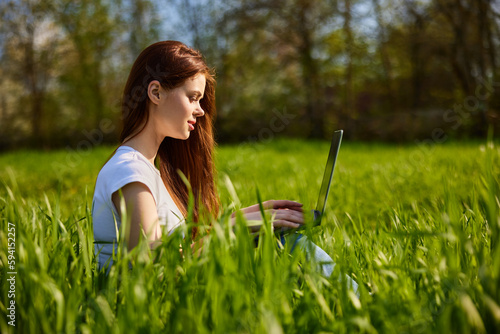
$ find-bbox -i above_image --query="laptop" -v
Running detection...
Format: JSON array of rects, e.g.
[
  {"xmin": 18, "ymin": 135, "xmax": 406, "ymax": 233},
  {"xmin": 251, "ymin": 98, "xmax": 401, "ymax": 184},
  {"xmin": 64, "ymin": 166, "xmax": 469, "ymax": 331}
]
[
  {"xmin": 311, "ymin": 129, "xmax": 343, "ymax": 226},
  {"xmin": 278, "ymin": 129, "xmax": 343, "ymax": 235}
]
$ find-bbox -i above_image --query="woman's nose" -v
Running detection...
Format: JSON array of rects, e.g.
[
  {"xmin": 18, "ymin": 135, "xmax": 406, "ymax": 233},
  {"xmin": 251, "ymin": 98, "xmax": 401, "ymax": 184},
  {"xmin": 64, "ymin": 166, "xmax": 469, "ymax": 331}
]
[{"xmin": 195, "ymin": 104, "xmax": 205, "ymax": 117}]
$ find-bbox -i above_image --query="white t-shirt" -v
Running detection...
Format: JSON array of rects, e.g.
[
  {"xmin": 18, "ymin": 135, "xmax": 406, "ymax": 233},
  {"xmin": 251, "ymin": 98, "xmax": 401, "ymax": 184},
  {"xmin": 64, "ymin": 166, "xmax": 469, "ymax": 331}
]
[{"xmin": 92, "ymin": 146, "xmax": 184, "ymax": 270}]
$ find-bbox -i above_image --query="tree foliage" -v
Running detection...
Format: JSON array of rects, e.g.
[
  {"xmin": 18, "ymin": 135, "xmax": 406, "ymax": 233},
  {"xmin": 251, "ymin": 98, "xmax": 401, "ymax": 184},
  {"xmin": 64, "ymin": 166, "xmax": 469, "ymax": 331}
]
[{"xmin": 0, "ymin": 0, "xmax": 499, "ymax": 149}]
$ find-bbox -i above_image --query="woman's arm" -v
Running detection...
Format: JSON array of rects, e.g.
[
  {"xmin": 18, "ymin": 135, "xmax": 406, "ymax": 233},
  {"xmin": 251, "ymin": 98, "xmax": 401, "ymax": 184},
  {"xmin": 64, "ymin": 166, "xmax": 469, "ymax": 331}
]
[
  {"xmin": 111, "ymin": 182, "xmax": 209, "ymax": 258},
  {"xmin": 112, "ymin": 185, "xmax": 304, "ymax": 251},
  {"xmin": 112, "ymin": 182, "xmax": 162, "ymax": 251}
]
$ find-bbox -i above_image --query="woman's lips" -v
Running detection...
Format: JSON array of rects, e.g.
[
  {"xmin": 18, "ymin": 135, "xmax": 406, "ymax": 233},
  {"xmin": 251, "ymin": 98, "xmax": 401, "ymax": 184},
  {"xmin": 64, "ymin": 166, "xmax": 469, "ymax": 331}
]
[{"xmin": 188, "ymin": 122, "xmax": 195, "ymax": 130}]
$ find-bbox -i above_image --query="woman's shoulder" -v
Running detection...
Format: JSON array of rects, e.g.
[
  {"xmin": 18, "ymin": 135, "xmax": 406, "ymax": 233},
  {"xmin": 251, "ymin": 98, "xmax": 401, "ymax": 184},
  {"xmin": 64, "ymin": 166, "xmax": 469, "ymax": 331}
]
[
  {"xmin": 100, "ymin": 146, "xmax": 157, "ymax": 175},
  {"xmin": 94, "ymin": 146, "xmax": 163, "ymax": 201},
  {"xmin": 96, "ymin": 146, "xmax": 161, "ymax": 189}
]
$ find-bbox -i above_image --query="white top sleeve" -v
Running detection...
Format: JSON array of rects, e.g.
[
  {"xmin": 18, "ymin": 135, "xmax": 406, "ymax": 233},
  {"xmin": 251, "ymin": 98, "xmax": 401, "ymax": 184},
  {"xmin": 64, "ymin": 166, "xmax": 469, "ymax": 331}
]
[{"xmin": 92, "ymin": 146, "xmax": 184, "ymax": 270}]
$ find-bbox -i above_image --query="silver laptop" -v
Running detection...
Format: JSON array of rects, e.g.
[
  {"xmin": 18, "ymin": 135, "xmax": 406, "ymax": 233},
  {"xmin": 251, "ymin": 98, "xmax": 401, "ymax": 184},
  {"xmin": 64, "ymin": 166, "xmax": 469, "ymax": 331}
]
[
  {"xmin": 311, "ymin": 129, "xmax": 343, "ymax": 226},
  {"xmin": 280, "ymin": 129, "xmax": 343, "ymax": 235}
]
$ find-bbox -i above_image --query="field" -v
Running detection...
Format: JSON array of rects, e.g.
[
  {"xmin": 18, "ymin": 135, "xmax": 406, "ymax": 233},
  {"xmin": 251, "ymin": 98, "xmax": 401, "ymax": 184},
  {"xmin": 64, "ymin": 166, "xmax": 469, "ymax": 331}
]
[{"xmin": 0, "ymin": 138, "xmax": 499, "ymax": 333}]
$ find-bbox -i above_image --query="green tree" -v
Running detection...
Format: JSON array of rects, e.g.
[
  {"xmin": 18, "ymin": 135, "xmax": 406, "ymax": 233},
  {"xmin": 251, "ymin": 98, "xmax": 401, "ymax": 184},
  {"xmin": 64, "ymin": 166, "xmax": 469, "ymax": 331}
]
[
  {"xmin": 127, "ymin": 0, "xmax": 160, "ymax": 59},
  {"xmin": 51, "ymin": 0, "xmax": 117, "ymax": 131},
  {"xmin": 215, "ymin": 0, "xmax": 340, "ymax": 139},
  {"xmin": 434, "ymin": 0, "xmax": 500, "ymax": 135},
  {"xmin": 0, "ymin": 0, "xmax": 59, "ymax": 147}
]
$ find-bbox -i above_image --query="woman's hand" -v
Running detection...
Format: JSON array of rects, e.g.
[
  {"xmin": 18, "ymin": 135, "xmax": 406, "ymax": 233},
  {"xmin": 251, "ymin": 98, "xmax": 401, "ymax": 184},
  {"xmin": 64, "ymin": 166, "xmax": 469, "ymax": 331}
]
[{"xmin": 231, "ymin": 200, "xmax": 305, "ymax": 233}]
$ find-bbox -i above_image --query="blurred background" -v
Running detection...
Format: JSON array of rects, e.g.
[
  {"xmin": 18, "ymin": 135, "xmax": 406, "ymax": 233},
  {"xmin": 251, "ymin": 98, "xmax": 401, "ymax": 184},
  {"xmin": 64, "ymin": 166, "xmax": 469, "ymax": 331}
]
[{"xmin": 0, "ymin": 0, "xmax": 499, "ymax": 150}]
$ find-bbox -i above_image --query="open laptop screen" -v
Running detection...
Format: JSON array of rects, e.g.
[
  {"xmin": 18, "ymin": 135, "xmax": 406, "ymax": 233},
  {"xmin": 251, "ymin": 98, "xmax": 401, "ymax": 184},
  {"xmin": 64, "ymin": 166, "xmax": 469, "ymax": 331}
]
[{"xmin": 314, "ymin": 130, "xmax": 343, "ymax": 224}]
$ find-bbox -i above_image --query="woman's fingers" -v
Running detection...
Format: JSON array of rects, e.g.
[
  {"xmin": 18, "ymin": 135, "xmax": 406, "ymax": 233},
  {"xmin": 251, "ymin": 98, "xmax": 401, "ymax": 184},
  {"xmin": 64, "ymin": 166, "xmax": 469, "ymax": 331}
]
[
  {"xmin": 240, "ymin": 200, "xmax": 304, "ymax": 215},
  {"xmin": 269, "ymin": 208, "xmax": 305, "ymax": 225},
  {"xmin": 271, "ymin": 220, "xmax": 301, "ymax": 229},
  {"xmin": 264, "ymin": 200, "xmax": 303, "ymax": 211},
  {"xmin": 240, "ymin": 203, "xmax": 306, "ymax": 232}
]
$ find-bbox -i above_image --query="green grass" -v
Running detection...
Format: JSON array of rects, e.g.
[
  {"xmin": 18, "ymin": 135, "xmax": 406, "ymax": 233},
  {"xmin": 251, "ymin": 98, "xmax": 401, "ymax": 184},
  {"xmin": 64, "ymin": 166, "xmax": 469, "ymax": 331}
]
[{"xmin": 0, "ymin": 138, "xmax": 499, "ymax": 333}]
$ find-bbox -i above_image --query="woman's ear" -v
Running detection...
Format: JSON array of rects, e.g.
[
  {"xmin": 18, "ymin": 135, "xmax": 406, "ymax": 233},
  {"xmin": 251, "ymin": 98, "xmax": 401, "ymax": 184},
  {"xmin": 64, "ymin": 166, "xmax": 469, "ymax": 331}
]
[{"xmin": 147, "ymin": 80, "xmax": 161, "ymax": 105}]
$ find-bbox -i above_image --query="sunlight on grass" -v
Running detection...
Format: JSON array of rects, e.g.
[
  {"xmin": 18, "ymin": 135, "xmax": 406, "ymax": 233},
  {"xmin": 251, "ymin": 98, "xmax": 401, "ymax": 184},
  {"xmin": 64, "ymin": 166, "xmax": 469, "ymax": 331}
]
[{"xmin": 0, "ymin": 139, "xmax": 499, "ymax": 333}]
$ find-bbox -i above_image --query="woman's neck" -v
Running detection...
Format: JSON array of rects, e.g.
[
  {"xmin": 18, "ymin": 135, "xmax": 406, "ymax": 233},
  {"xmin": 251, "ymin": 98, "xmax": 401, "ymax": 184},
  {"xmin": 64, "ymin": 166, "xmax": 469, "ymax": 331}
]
[{"xmin": 122, "ymin": 127, "xmax": 162, "ymax": 165}]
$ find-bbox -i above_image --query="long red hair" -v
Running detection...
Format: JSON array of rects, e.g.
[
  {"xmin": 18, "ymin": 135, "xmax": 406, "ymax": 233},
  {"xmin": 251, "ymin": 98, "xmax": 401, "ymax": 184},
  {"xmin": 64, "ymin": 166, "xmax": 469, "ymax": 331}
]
[{"xmin": 120, "ymin": 41, "xmax": 219, "ymax": 231}]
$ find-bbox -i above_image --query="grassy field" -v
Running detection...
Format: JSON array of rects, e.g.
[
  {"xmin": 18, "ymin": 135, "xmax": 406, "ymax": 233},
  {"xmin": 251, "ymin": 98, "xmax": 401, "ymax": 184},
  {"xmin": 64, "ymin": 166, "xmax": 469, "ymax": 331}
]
[{"xmin": 0, "ymin": 138, "xmax": 499, "ymax": 333}]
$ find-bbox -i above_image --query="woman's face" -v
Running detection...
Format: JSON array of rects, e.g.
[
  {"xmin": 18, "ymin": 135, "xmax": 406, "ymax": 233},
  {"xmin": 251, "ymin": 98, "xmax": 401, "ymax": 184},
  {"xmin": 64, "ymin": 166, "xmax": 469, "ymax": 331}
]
[{"xmin": 153, "ymin": 74, "xmax": 206, "ymax": 140}]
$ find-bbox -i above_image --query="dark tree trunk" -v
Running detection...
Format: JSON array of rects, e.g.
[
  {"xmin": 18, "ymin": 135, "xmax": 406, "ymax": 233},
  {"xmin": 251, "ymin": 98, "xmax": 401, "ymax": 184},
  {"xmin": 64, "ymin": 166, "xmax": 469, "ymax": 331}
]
[
  {"xmin": 343, "ymin": 0, "xmax": 355, "ymax": 136},
  {"xmin": 372, "ymin": 0, "xmax": 396, "ymax": 112},
  {"xmin": 297, "ymin": 1, "xmax": 324, "ymax": 139},
  {"xmin": 25, "ymin": 26, "xmax": 44, "ymax": 147}
]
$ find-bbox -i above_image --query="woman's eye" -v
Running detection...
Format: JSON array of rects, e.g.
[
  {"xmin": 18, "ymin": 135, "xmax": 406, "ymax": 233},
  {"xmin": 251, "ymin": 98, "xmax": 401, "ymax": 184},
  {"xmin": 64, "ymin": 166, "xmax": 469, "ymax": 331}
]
[{"xmin": 189, "ymin": 95, "xmax": 203, "ymax": 103}]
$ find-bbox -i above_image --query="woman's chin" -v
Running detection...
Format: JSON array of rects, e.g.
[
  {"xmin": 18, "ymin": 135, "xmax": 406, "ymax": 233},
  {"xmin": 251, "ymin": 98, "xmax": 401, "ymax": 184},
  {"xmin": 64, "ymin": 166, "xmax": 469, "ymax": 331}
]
[{"xmin": 165, "ymin": 132, "xmax": 190, "ymax": 140}]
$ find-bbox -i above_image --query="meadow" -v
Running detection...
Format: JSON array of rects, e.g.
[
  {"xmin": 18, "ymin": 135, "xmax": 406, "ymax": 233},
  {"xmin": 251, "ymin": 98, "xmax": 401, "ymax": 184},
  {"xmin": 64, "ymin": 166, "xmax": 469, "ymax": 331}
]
[{"xmin": 0, "ymin": 138, "xmax": 499, "ymax": 333}]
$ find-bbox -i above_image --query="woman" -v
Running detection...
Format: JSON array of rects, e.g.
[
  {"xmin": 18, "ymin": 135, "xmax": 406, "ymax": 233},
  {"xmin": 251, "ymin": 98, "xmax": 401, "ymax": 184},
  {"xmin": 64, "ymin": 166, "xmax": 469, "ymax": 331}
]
[{"xmin": 92, "ymin": 41, "xmax": 358, "ymax": 293}]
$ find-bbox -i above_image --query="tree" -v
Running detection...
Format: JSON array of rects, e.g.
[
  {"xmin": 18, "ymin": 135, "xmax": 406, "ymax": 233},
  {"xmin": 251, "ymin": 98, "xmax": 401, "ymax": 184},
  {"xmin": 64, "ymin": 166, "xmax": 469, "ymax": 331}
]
[
  {"xmin": 0, "ymin": 0, "xmax": 59, "ymax": 147},
  {"xmin": 435, "ymin": 0, "xmax": 500, "ymax": 134},
  {"xmin": 342, "ymin": 0, "xmax": 355, "ymax": 133},
  {"xmin": 214, "ymin": 0, "xmax": 339, "ymax": 139},
  {"xmin": 372, "ymin": 0, "xmax": 396, "ymax": 110},
  {"xmin": 52, "ymin": 0, "xmax": 118, "ymax": 131},
  {"xmin": 127, "ymin": 0, "xmax": 160, "ymax": 59}
]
